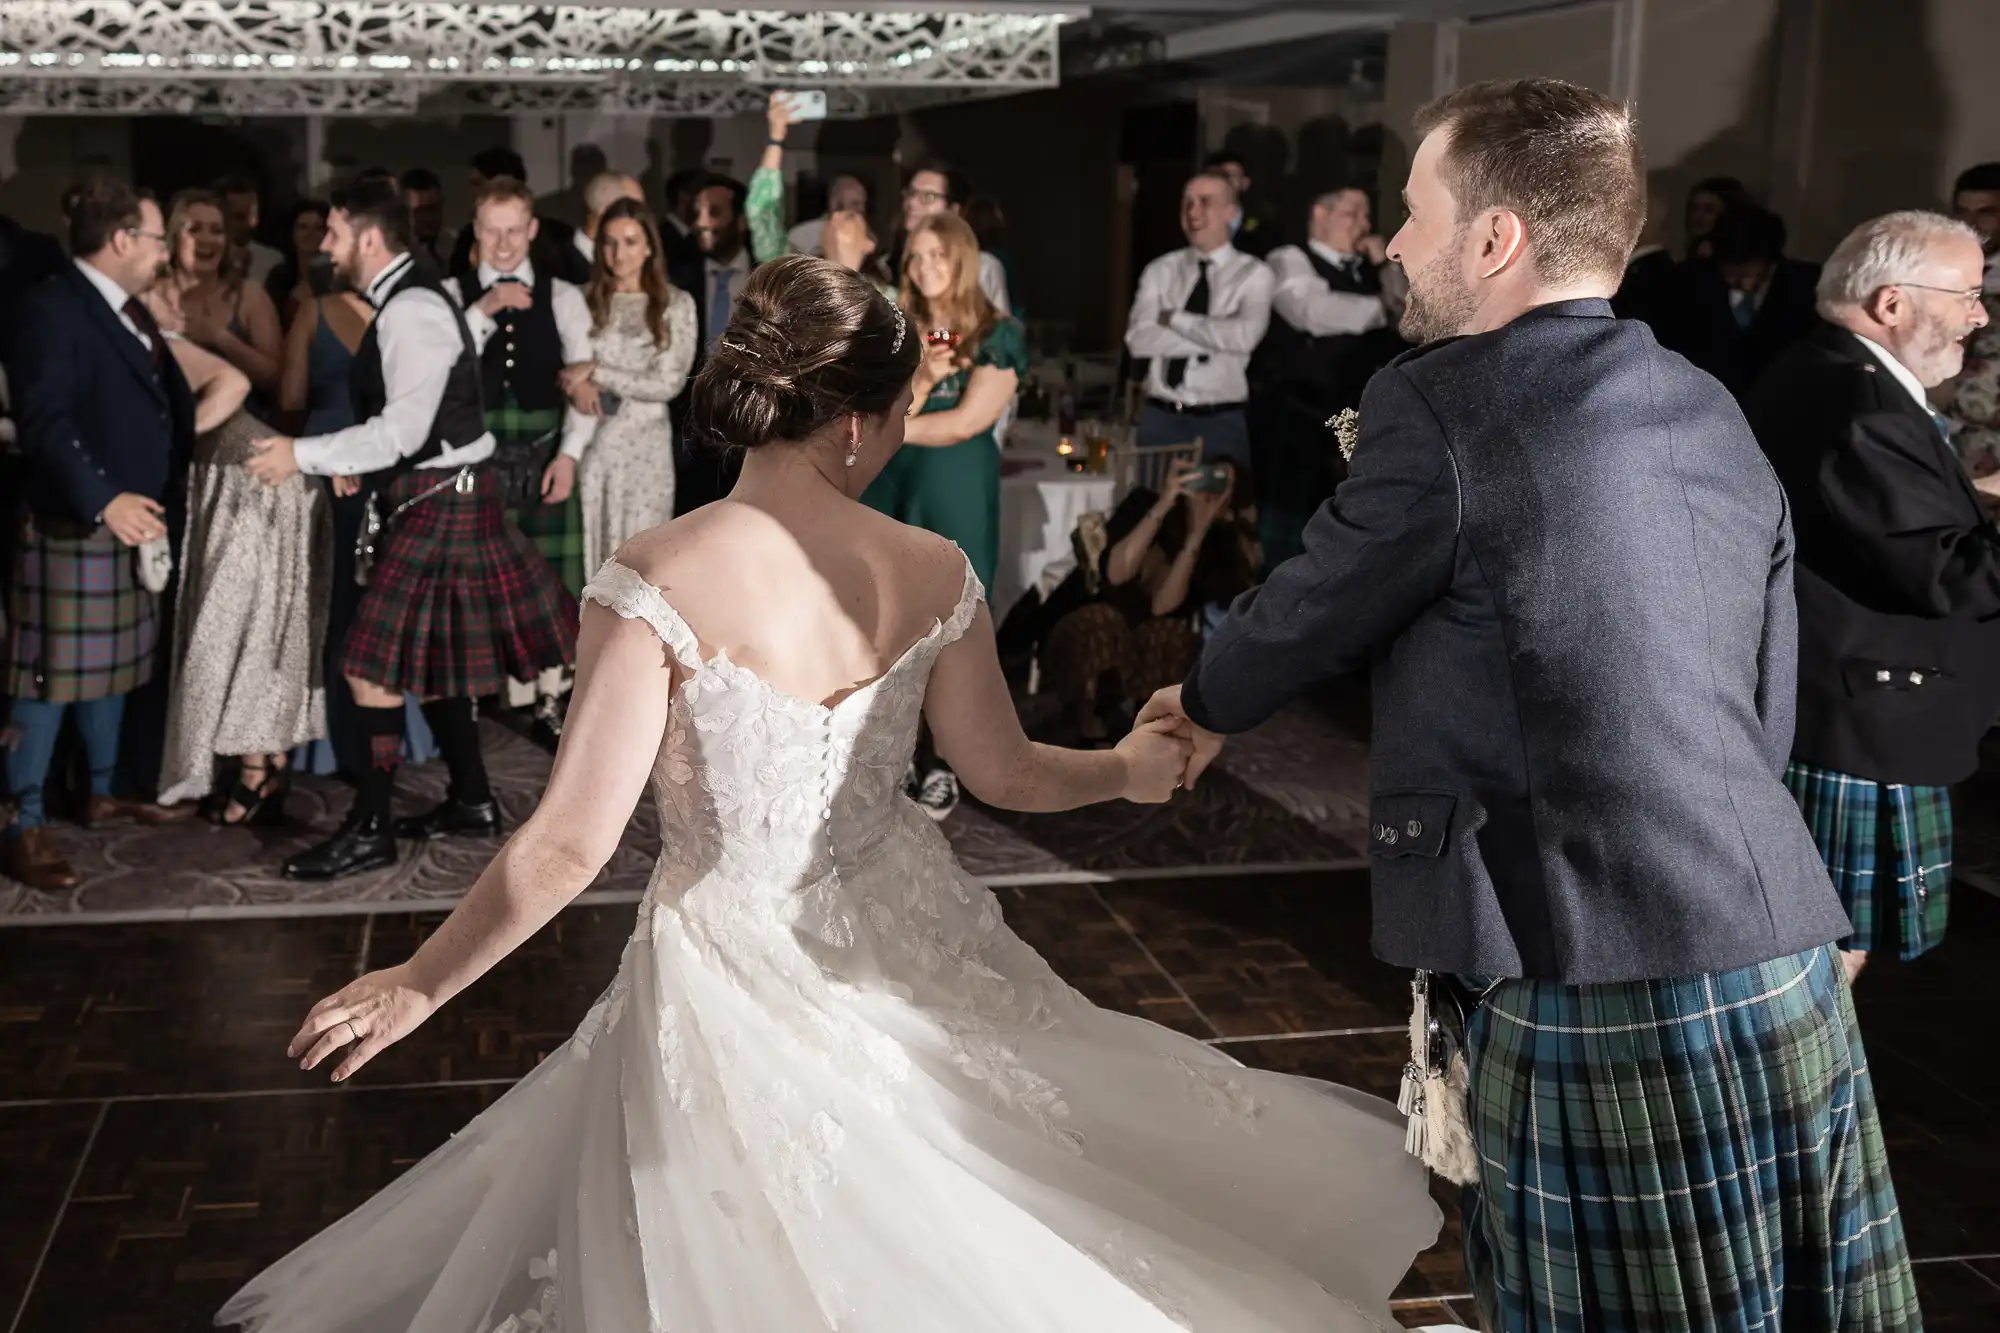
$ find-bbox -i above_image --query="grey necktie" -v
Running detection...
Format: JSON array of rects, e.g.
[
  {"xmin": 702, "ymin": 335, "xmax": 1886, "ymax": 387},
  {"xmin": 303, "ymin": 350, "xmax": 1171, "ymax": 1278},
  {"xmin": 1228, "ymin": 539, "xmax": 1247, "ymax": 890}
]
[{"xmin": 707, "ymin": 267, "xmax": 734, "ymax": 350}]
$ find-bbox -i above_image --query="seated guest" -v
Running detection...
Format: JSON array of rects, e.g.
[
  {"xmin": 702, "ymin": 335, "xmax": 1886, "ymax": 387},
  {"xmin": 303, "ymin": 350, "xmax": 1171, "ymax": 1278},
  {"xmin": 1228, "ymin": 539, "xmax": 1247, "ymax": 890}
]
[
  {"xmin": 1042, "ymin": 459, "xmax": 1260, "ymax": 743},
  {"xmin": 1253, "ymin": 187, "xmax": 1408, "ymax": 563},
  {"xmin": 5, "ymin": 180, "xmax": 197, "ymax": 891},
  {"xmin": 1744, "ymin": 210, "xmax": 1997, "ymax": 980},
  {"xmin": 1675, "ymin": 204, "xmax": 1820, "ymax": 397},
  {"xmin": 1206, "ymin": 152, "xmax": 1283, "ymax": 259},
  {"xmin": 1683, "ymin": 174, "xmax": 1749, "ymax": 260},
  {"xmin": 448, "ymin": 147, "xmax": 591, "ymax": 287},
  {"xmin": 265, "ymin": 199, "xmax": 331, "ymax": 330},
  {"xmin": 1124, "ymin": 171, "xmax": 1274, "ymax": 470}
]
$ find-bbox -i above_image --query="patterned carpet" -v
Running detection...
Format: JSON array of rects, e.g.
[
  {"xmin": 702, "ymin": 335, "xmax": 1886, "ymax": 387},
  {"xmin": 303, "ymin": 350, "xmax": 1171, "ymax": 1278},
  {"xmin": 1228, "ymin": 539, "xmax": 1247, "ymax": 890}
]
[{"xmin": 0, "ymin": 703, "xmax": 1370, "ymax": 923}]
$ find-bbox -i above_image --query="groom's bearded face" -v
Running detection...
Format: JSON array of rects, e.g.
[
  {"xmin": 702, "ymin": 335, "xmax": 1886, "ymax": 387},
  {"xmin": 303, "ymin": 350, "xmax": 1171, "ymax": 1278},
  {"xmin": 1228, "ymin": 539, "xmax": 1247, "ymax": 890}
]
[{"xmin": 1400, "ymin": 221, "xmax": 1477, "ymax": 344}]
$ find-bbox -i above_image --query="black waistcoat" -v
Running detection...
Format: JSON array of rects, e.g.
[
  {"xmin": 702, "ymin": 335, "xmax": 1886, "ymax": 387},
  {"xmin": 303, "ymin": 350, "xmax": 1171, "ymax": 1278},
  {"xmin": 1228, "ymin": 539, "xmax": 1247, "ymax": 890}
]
[
  {"xmin": 1254, "ymin": 248, "xmax": 1391, "ymax": 414},
  {"xmin": 459, "ymin": 269, "xmax": 565, "ymax": 412},
  {"xmin": 351, "ymin": 258, "xmax": 486, "ymax": 475}
]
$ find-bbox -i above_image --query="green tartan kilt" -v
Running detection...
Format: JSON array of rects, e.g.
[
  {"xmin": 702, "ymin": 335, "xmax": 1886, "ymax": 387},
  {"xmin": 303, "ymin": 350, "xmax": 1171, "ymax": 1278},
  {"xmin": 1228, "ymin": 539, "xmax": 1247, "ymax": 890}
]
[
  {"xmin": 1461, "ymin": 947, "xmax": 1920, "ymax": 1333},
  {"xmin": 487, "ymin": 400, "xmax": 585, "ymax": 597},
  {"xmin": 6, "ymin": 516, "xmax": 158, "ymax": 703},
  {"xmin": 1784, "ymin": 761, "xmax": 1951, "ymax": 962}
]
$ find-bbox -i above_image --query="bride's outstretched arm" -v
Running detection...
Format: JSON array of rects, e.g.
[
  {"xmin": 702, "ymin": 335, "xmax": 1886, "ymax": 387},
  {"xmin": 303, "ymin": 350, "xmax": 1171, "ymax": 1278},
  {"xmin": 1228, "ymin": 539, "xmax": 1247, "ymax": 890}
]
[
  {"xmin": 926, "ymin": 602, "xmax": 1189, "ymax": 813},
  {"xmin": 288, "ymin": 604, "xmax": 676, "ymax": 1081}
]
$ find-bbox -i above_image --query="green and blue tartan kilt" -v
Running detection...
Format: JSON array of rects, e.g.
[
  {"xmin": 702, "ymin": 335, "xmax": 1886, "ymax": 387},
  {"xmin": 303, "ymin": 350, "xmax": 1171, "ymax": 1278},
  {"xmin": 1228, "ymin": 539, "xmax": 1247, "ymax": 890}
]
[
  {"xmin": 1461, "ymin": 947, "xmax": 1920, "ymax": 1333},
  {"xmin": 5, "ymin": 516, "xmax": 157, "ymax": 704},
  {"xmin": 1784, "ymin": 761, "xmax": 1951, "ymax": 962},
  {"xmin": 487, "ymin": 400, "xmax": 585, "ymax": 598}
]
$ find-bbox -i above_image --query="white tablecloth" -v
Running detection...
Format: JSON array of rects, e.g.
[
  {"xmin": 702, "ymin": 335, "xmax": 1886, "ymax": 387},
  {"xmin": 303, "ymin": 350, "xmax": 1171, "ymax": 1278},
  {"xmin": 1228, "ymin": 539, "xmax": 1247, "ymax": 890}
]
[{"xmin": 994, "ymin": 421, "xmax": 1119, "ymax": 616}]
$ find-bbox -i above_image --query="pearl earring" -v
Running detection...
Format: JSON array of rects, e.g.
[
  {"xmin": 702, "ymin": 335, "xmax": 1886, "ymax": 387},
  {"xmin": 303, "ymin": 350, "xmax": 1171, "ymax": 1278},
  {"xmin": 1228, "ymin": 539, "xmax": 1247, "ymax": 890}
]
[
  {"xmin": 844, "ymin": 448, "xmax": 859, "ymax": 468},
  {"xmin": 845, "ymin": 423, "xmax": 860, "ymax": 467}
]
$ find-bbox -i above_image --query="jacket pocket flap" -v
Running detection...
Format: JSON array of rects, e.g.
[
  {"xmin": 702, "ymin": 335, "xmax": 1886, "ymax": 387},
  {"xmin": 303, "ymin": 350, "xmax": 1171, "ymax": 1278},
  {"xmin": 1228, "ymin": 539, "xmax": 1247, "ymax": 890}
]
[{"xmin": 1368, "ymin": 790, "xmax": 1454, "ymax": 858}]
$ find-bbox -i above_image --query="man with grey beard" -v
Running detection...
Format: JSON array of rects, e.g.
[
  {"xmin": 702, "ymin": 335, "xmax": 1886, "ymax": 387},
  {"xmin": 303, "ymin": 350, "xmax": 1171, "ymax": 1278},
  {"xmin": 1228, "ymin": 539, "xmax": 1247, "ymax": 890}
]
[
  {"xmin": 1141, "ymin": 78, "xmax": 1919, "ymax": 1330},
  {"xmin": 1745, "ymin": 211, "xmax": 1994, "ymax": 985}
]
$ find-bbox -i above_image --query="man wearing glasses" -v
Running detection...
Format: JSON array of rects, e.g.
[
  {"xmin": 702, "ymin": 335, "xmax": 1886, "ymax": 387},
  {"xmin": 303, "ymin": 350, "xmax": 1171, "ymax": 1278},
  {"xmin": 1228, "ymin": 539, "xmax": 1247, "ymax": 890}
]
[
  {"xmin": 1744, "ymin": 210, "xmax": 1996, "ymax": 981},
  {"xmin": 893, "ymin": 163, "xmax": 1010, "ymax": 314},
  {"xmin": 3, "ymin": 178, "xmax": 197, "ymax": 891}
]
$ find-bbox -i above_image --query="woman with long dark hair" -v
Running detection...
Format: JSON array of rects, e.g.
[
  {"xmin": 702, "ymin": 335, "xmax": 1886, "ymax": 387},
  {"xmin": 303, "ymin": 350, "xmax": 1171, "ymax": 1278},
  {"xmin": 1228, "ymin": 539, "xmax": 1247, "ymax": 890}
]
[
  {"xmin": 570, "ymin": 198, "xmax": 697, "ymax": 575},
  {"xmin": 265, "ymin": 198, "xmax": 330, "ymax": 330}
]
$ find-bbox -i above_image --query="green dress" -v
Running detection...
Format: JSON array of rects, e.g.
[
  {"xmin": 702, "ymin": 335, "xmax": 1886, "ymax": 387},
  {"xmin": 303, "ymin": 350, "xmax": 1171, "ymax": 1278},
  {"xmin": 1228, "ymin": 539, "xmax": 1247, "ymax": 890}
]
[{"xmin": 862, "ymin": 317, "xmax": 1025, "ymax": 590}]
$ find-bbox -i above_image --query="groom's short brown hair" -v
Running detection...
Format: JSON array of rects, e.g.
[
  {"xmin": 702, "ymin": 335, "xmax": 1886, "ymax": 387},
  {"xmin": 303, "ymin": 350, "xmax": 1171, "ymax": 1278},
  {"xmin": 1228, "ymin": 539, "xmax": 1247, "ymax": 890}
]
[{"xmin": 1415, "ymin": 78, "xmax": 1644, "ymax": 287}]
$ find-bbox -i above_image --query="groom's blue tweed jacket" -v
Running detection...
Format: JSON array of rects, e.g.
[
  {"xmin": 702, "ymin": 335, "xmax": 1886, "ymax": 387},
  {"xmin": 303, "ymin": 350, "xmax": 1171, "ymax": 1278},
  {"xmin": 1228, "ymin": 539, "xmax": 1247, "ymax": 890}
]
[{"xmin": 1184, "ymin": 299, "xmax": 1850, "ymax": 984}]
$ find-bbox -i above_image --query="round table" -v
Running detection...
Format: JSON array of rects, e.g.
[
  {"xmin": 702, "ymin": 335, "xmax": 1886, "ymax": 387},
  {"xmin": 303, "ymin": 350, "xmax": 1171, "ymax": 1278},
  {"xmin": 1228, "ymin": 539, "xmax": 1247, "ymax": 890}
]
[{"xmin": 994, "ymin": 421, "xmax": 1120, "ymax": 616}]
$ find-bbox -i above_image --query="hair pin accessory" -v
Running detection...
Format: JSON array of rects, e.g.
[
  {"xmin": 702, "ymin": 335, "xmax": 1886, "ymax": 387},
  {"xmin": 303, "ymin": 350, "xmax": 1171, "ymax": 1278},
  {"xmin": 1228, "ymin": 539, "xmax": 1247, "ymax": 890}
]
[{"xmin": 889, "ymin": 305, "xmax": 907, "ymax": 353}]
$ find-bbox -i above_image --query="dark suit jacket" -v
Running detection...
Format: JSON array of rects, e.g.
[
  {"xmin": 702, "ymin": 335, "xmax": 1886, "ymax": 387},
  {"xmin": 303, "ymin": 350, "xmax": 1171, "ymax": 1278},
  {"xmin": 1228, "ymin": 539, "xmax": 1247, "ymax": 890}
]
[
  {"xmin": 1744, "ymin": 322, "xmax": 2000, "ymax": 785},
  {"xmin": 667, "ymin": 247, "xmax": 758, "ymax": 511},
  {"xmin": 13, "ymin": 265, "xmax": 195, "ymax": 528},
  {"xmin": 1610, "ymin": 246, "xmax": 1683, "ymax": 340},
  {"xmin": 1670, "ymin": 257, "xmax": 1821, "ymax": 398},
  {"xmin": 1182, "ymin": 299, "xmax": 1849, "ymax": 983}
]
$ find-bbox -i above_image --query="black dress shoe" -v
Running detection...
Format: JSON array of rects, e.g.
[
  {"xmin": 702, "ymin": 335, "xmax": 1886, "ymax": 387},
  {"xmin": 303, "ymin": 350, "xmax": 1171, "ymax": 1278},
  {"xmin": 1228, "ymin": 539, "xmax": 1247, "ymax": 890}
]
[
  {"xmin": 394, "ymin": 797, "xmax": 503, "ymax": 842},
  {"xmin": 283, "ymin": 814, "xmax": 398, "ymax": 881}
]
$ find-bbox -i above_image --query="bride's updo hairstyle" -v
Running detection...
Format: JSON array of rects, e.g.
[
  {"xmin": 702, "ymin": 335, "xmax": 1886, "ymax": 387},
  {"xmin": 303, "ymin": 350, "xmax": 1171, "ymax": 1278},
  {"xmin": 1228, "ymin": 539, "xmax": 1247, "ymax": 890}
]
[{"xmin": 690, "ymin": 255, "xmax": 919, "ymax": 449}]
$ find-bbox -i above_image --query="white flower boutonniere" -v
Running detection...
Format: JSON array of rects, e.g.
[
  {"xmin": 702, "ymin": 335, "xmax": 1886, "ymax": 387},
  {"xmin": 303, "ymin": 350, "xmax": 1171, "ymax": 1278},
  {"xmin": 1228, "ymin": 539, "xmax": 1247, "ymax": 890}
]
[{"xmin": 1327, "ymin": 408, "xmax": 1361, "ymax": 462}]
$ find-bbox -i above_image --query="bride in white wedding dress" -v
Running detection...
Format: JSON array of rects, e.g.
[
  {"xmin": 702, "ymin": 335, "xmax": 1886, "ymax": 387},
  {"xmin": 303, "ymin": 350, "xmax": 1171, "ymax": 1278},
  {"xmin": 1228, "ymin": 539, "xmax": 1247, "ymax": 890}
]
[{"xmin": 219, "ymin": 256, "xmax": 1439, "ymax": 1333}]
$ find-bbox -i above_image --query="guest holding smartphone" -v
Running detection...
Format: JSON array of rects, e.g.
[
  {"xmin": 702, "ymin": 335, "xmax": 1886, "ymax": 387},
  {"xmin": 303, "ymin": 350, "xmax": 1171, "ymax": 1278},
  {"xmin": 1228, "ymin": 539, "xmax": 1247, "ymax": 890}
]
[
  {"xmin": 864, "ymin": 211, "xmax": 1024, "ymax": 817},
  {"xmin": 1041, "ymin": 458, "xmax": 1261, "ymax": 744}
]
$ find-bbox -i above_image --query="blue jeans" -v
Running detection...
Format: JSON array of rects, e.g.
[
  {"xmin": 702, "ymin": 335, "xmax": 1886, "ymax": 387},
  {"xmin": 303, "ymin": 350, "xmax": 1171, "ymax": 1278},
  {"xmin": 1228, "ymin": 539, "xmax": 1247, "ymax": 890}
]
[
  {"xmin": 4, "ymin": 694, "xmax": 125, "ymax": 833},
  {"xmin": 1137, "ymin": 402, "xmax": 1252, "ymax": 470}
]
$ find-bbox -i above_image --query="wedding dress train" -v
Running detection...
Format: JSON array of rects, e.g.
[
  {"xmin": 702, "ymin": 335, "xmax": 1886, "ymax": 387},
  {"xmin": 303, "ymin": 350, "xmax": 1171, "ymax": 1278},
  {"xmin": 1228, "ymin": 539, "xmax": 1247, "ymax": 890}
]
[{"xmin": 218, "ymin": 556, "xmax": 1440, "ymax": 1333}]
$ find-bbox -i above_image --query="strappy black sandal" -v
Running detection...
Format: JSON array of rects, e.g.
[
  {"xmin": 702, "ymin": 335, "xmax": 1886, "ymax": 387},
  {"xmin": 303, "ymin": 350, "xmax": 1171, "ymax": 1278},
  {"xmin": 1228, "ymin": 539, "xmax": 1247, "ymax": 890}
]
[{"xmin": 217, "ymin": 760, "xmax": 291, "ymax": 828}]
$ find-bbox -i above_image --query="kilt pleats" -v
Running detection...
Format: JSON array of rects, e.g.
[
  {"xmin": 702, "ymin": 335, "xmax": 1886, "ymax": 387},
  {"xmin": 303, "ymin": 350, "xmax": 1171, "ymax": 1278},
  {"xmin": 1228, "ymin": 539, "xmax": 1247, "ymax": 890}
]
[
  {"xmin": 6, "ymin": 517, "xmax": 157, "ymax": 703},
  {"xmin": 1784, "ymin": 761, "xmax": 1951, "ymax": 962},
  {"xmin": 1462, "ymin": 947, "xmax": 1920, "ymax": 1333},
  {"xmin": 340, "ymin": 469, "xmax": 577, "ymax": 700}
]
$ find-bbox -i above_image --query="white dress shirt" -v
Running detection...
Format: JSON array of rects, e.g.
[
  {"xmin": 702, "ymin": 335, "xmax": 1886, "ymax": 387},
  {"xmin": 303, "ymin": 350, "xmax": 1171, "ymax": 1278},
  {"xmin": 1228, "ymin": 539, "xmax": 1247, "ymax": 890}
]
[
  {"xmin": 244, "ymin": 241, "xmax": 284, "ymax": 287},
  {"xmin": 1266, "ymin": 241, "xmax": 1392, "ymax": 337},
  {"xmin": 444, "ymin": 259, "xmax": 598, "ymax": 460},
  {"xmin": 1851, "ymin": 331, "xmax": 1936, "ymax": 414},
  {"xmin": 293, "ymin": 252, "xmax": 496, "ymax": 478},
  {"xmin": 1124, "ymin": 243, "xmax": 1273, "ymax": 406},
  {"xmin": 977, "ymin": 250, "xmax": 1012, "ymax": 317},
  {"xmin": 74, "ymin": 258, "xmax": 150, "ymax": 352},
  {"xmin": 788, "ymin": 216, "xmax": 827, "ymax": 257},
  {"xmin": 573, "ymin": 228, "xmax": 595, "ymax": 267}
]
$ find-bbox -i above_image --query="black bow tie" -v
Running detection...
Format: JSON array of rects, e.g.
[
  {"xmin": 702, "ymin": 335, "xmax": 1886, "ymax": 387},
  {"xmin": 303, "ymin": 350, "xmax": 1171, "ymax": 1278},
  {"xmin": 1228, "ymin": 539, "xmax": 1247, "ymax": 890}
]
[{"xmin": 494, "ymin": 274, "xmax": 526, "ymax": 286}]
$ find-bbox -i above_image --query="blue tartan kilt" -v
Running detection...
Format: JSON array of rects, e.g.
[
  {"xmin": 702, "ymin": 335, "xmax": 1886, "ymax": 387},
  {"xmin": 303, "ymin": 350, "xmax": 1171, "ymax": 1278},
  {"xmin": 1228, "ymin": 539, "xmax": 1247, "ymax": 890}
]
[
  {"xmin": 1461, "ymin": 947, "xmax": 1920, "ymax": 1333},
  {"xmin": 6, "ymin": 516, "xmax": 158, "ymax": 704}
]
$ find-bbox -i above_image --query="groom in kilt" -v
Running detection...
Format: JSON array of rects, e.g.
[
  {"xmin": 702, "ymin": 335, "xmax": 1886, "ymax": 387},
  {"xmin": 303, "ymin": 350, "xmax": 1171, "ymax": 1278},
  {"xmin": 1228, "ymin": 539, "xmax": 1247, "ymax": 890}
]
[
  {"xmin": 444, "ymin": 177, "xmax": 598, "ymax": 740},
  {"xmin": 247, "ymin": 177, "xmax": 576, "ymax": 881},
  {"xmin": 5, "ymin": 179, "xmax": 197, "ymax": 892},
  {"xmin": 1143, "ymin": 80, "xmax": 1920, "ymax": 1331}
]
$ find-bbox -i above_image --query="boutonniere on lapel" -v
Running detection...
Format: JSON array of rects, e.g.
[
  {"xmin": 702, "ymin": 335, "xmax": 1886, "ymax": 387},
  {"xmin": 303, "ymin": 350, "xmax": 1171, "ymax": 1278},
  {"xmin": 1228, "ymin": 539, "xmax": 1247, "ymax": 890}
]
[{"xmin": 1327, "ymin": 408, "xmax": 1361, "ymax": 462}]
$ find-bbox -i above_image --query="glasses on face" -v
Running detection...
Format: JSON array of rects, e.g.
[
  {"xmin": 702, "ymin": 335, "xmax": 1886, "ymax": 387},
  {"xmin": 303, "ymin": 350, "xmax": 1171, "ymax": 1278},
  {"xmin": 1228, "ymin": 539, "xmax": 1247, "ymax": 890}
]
[
  {"xmin": 125, "ymin": 227, "xmax": 167, "ymax": 244},
  {"xmin": 902, "ymin": 188, "xmax": 947, "ymax": 206},
  {"xmin": 1894, "ymin": 281, "xmax": 1986, "ymax": 311}
]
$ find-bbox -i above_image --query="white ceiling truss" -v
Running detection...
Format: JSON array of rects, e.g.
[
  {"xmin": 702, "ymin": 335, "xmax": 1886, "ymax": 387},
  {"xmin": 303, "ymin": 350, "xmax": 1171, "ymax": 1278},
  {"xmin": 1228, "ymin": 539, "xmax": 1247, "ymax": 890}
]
[{"xmin": 0, "ymin": 2, "xmax": 1084, "ymax": 116}]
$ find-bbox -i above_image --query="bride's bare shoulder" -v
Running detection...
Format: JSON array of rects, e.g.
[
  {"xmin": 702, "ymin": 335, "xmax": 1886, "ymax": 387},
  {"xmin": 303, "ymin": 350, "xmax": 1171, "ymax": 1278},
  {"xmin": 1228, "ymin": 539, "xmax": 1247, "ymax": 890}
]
[{"xmin": 607, "ymin": 505, "xmax": 746, "ymax": 588}]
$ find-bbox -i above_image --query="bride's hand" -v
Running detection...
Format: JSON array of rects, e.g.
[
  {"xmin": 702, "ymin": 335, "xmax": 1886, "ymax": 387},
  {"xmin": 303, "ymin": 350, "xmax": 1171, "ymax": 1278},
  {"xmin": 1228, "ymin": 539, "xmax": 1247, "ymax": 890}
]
[
  {"xmin": 288, "ymin": 963, "xmax": 436, "ymax": 1083},
  {"xmin": 1114, "ymin": 719, "xmax": 1194, "ymax": 804}
]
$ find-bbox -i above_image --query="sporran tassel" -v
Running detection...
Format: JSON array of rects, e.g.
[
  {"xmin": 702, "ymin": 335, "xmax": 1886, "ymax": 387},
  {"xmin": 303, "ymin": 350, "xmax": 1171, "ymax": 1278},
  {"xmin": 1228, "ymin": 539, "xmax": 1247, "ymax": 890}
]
[{"xmin": 1400, "ymin": 970, "xmax": 1479, "ymax": 1185}]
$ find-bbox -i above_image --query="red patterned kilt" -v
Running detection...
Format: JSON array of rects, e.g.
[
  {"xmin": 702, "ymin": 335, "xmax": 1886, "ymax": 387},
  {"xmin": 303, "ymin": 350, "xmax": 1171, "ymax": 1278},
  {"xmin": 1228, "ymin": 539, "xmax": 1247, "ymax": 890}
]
[{"xmin": 340, "ymin": 468, "xmax": 577, "ymax": 700}]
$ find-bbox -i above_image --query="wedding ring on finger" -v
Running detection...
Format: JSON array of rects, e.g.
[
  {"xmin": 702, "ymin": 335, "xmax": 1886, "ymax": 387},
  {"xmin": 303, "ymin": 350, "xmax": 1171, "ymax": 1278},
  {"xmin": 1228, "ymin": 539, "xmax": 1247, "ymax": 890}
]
[{"xmin": 343, "ymin": 1019, "xmax": 360, "ymax": 1044}]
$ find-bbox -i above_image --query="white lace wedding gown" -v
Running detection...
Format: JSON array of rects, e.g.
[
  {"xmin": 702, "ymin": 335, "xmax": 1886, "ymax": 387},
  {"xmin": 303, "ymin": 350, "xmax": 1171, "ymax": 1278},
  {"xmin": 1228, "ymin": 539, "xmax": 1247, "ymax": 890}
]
[{"xmin": 218, "ymin": 556, "xmax": 1440, "ymax": 1333}]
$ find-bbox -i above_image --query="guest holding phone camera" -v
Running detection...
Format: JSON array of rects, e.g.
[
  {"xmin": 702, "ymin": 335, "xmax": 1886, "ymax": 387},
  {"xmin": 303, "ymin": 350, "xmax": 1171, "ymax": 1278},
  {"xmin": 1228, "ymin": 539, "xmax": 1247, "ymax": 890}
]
[
  {"xmin": 1042, "ymin": 458, "xmax": 1261, "ymax": 744},
  {"xmin": 566, "ymin": 198, "xmax": 697, "ymax": 577},
  {"xmin": 864, "ymin": 211, "xmax": 1025, "ymax": 818}
]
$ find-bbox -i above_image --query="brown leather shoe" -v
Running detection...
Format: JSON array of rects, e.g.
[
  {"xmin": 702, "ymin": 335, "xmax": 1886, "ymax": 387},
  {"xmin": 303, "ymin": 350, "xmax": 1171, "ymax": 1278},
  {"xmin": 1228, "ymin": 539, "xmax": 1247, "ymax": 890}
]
[
  {"xmin": 82, "ymin": 793, "xmax": 195, "ymax": 827},
  {"xmin": 2, "ymin": 828, "xmax": 81, "ymax": 891}
]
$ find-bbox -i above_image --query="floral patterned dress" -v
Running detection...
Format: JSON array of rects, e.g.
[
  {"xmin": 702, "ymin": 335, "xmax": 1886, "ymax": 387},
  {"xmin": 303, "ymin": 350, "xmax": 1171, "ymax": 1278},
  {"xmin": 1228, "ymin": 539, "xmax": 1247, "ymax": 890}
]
[{"xmin": 577, "ymin": 288, "xmax": 698, "ymax": 576}]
